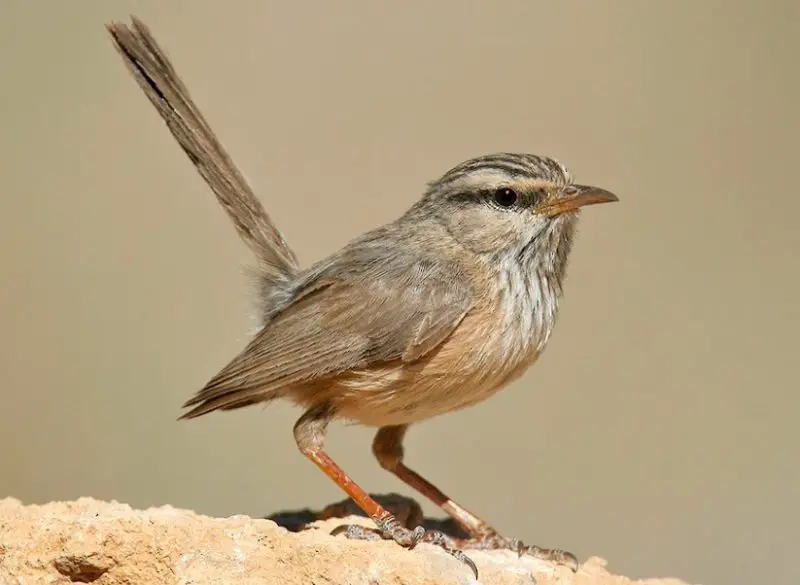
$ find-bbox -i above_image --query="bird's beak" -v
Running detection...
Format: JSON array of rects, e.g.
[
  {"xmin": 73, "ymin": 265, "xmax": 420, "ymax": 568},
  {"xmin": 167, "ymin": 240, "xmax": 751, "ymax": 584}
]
[{"xmin": 536, "ymin": 185, "xmax": 619, "ymax": 218}]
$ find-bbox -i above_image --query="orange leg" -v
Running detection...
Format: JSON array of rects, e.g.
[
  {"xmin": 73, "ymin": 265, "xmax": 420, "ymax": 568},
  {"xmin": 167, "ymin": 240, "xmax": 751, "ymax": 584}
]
[
  {"xmin": 372, "ymin": 424, "xmax": 578, "ymax": 570},
  {"xmin": 293, "ymin": 405, "xmax": 478, "ymax": 577}
]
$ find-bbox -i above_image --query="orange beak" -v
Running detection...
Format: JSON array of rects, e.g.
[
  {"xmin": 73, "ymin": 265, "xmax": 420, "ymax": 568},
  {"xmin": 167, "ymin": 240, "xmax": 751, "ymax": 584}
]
[{"xmin": 536, "ymin": 185, "xmax": 619, "ymax": 218}]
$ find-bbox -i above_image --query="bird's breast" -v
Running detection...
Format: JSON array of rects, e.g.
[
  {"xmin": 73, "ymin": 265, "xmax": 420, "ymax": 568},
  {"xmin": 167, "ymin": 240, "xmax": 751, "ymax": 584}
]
[{"xmin": 329, "ymin": 265, "xmax": 560, "ymax": 427}]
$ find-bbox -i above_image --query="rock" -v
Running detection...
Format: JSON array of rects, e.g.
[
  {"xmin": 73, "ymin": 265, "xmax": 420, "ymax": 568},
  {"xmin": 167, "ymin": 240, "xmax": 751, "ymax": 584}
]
[{"xmin": 0, "ymin": 495, "xmax": 693, "ymax": 585}]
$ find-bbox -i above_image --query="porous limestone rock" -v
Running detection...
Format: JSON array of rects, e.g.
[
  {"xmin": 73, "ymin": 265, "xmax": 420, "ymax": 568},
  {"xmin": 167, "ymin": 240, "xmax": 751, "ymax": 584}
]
[{"xmin": 0, "ymin": 495, "xmax": 693, "ymax": 585}]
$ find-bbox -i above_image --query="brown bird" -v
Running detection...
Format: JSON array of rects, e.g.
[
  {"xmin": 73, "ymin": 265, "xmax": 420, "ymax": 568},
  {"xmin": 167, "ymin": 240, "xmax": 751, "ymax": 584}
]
[{"xmin": 108, "ymin": 17, "xmax": 618, "ymax": 578}]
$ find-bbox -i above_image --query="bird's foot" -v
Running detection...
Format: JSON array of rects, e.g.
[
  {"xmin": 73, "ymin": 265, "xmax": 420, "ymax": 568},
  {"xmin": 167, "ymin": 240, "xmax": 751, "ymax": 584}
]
[
  {"xmin": 331, "ymin": 516, "xmax": 478, "ymax": 578},
  {"xmin": 459, "ymin": 529, "xmax": 579, "ymax": 571}
]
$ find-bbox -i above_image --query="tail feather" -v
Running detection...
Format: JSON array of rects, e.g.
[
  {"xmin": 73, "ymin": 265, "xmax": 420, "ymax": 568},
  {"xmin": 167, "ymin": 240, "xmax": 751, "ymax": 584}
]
[
  {"xmin": 179, "ymin": 390, "xmax": 282, "ymax": 420},
  {"xmin": 106, "ymin": 16, "xmax": 298, "ymax": 285},
  {"xmin": 107, "ymin": 16, "xmax": 302, "ymax": 419}
]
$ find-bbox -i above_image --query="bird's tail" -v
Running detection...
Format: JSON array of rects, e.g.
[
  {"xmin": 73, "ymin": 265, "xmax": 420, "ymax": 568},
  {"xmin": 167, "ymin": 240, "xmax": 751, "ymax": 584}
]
[{"xmin": 106, "ymin": 16, "xmax": 298, "ymax": 288}]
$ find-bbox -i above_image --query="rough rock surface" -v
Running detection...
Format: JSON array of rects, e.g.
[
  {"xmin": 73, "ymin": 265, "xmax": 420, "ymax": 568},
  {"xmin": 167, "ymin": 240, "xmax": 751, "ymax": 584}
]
[{"xmin": 0, "ymin": 495, "xmax": 693, "ymax": 585}]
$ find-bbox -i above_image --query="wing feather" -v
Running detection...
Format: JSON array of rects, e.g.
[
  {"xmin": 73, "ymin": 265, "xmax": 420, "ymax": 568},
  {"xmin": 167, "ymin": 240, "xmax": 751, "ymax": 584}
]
[{"xmin": 181, "ymin": 239, "xmax": 473, "ymax": 418}]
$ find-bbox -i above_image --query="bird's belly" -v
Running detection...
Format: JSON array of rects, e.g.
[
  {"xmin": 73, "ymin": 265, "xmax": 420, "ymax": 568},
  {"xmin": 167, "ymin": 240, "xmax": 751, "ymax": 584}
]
[
  {"xmin": 327, "ymin": 308, "xmax": 547, "ymax": 427},
  {"xmin": 331, "ymin": 368, "xmax": 506, "ymax": 427}
]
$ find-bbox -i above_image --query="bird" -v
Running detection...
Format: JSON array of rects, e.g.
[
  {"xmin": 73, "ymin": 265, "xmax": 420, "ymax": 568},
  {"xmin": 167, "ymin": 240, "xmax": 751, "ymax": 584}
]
[{"xmin": 107, "ymin": 17, "xmax": 618, "ymax": 579}]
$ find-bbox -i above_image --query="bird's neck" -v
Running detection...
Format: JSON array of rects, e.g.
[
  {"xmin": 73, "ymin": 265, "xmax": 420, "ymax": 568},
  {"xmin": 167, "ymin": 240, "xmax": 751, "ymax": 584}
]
[
  {"xmin": 501, "ymin": 213, "xmax": 577, "ymax": 298},
  {"xmin": 490, "ymin": 214, "xmax": 578, "ymax": 353}
]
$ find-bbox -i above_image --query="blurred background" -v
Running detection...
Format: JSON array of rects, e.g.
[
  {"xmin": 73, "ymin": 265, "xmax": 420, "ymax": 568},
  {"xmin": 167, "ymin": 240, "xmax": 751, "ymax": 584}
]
[{"xmin": 1, "ymin": 1, "xmax": 798, "ymax": 584}]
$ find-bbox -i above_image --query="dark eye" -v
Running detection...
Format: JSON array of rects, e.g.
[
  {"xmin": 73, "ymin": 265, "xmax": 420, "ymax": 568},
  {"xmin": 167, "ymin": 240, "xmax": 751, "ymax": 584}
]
[{"xmin": 492, "ymin": 188, "xmax": 518, "ymax": 208}]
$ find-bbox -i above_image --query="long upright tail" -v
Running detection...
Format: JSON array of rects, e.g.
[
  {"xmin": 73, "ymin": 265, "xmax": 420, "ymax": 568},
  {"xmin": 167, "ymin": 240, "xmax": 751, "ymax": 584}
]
[{"xmin": 106, "ymin": 16, "xmax": 298, "ymax": 286}]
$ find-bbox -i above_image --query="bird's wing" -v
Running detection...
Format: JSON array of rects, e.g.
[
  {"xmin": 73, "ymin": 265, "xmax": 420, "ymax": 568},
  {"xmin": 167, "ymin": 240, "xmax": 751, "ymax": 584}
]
[{"xmin": 181, "ymin": 241, "xmax": 473, "ymax": 417}]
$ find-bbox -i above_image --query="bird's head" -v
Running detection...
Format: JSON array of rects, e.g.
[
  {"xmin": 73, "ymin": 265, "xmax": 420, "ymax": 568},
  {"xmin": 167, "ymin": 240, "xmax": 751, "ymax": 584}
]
[{"xmin": 411, "ymin": 153, "xmax": 618, "ymax": 276}]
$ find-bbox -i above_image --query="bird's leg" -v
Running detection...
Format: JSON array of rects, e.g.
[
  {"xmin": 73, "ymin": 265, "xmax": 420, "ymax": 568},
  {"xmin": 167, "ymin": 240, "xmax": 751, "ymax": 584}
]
[
  {"xmin": 293, "ymin": 405, "xmax": 478, "ymax": 577},
  {"xmin": 372, "ymin": 425, "xmax": 579, "ymax": 571}
]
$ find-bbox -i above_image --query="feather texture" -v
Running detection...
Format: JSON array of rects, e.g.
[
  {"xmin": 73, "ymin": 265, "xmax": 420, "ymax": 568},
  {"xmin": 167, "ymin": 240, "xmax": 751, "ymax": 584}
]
[{"xmin": 181, "ymin": 230, "xmax": 474, "ymax": 419}]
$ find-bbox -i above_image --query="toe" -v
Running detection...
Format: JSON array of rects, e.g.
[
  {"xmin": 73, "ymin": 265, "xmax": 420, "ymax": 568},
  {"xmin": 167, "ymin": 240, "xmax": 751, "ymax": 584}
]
[
  {"xmin": 330, "ymin": 524, "xmax": 383, "ymax": 541},
  {"xmin": 523, "ymin": 545, "xmax": 580, "ymax": 571},
  {"xmin": 555, "ymin": 550, "xmax": 580, "ymax": 572}
]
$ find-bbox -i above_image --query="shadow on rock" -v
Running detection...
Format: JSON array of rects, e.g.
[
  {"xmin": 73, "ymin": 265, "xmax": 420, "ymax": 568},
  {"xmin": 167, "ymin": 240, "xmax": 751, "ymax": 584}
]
[{"xmin": 264, "ymin": 492, "xmax": 470, "ymax": 538}]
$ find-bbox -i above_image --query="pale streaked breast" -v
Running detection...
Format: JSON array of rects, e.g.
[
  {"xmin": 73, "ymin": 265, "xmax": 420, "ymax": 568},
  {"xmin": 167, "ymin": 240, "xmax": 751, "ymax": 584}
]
[{"xmin": 329, "ymin": 265, "xmax": 559, "ymax": 427}]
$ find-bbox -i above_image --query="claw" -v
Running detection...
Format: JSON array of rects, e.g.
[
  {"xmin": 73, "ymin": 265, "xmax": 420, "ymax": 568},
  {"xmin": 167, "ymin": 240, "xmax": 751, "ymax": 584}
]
[
  {"xmin": 453, "ymin": 549, "xmax": 479, "ymax": 579},
  {"xmin": 419, "ymin": 530, "xmax": 478, "ymax": 577}
]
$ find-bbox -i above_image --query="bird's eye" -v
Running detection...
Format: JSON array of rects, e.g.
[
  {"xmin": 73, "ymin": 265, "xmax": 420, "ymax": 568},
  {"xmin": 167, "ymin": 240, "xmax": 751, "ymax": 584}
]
[{"xmin": 492, "ymin": 188, "xmax": 518, "ymax": 208}]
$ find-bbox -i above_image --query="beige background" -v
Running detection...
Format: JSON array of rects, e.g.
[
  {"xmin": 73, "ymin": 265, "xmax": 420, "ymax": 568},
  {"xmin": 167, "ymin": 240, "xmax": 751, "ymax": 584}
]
[{"xmin": 1, "ymin": 1, "xmax": 798, "ymax": 584}]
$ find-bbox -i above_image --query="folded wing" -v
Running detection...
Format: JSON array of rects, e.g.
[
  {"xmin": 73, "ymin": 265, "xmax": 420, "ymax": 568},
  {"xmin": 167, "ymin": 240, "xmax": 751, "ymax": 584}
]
[{"xmin": 180, "ymin": 242, "xmax": 473, "ymax": 418}]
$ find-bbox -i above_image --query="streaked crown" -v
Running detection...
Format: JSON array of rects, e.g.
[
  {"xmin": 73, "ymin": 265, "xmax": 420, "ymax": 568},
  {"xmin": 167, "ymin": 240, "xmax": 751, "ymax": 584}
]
[{"xmin": 433, "ymin": 152, "xmax": 573, "ymax": 189}]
